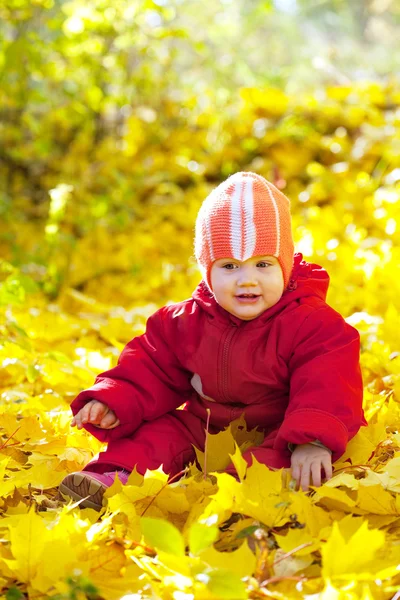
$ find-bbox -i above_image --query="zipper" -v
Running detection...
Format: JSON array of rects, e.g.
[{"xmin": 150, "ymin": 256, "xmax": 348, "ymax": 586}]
[{"xmin": 219, "ymin": 323, "xmax": 238, "ymax": 401}]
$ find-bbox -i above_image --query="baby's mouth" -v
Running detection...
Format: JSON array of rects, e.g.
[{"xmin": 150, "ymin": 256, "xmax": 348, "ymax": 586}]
[
  {"xmin": 236, "ymin": 294, "xmax": 260, "ymax": 298},
  {"xmin": 236, "ymin": 293, "xmax": 260, "ymax": 298}
]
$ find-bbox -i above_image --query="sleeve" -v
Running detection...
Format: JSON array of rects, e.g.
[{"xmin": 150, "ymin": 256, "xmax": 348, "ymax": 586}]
[
  {"xmin": 288, "ymin": 439, "xmax": 332, "ymax": 454},
  {"xmin": 70, "ymin": 307, "xmax": 193, "ymax": 442},
  {"xmin": 272, "ymin": 307, "xmax": 366, "ymax": 461}
]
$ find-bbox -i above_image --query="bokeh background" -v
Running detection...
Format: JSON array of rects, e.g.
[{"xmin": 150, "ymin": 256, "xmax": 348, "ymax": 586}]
[{"xmin": 1, "ymin": 0, "xmax": 400, "ymax": 316}]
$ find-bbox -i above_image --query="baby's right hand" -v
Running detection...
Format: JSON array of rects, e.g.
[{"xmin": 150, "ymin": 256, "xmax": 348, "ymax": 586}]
[{"xmin": 71, "ymin": 400, "xmax": 120, "ymax": 430}]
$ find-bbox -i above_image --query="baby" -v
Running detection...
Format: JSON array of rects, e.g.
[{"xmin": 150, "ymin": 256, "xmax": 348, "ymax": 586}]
[{"xmin": 60, "ymin": 171, "xmax": 366, "ymax": 511}]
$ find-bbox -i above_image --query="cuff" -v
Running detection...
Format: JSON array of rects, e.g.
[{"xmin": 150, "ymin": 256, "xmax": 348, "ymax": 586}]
[
  {"xmin": 275, "ymin": 408, "xmax": 348, "ymax": 460},
  {"xmin": 78, "ymin": 420, "xmax": 140, "ymax": 442},
  {"xmin": 288, "ymin": 439, "xmax": 332, "ymax": 454}
]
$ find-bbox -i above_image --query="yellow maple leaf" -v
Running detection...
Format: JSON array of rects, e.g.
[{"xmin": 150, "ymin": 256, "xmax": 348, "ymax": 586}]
[
  {"xmin": 272, "ymin": 548, "xmax": 313, "ymax": 578},
  {"xmin": 194, "ymin": 415, "xmax": 264, "ymax": 475},
  {"xmin": 233, "ymin": 457, "xmax": 290, "ymax": 527},
  {"xmin": 2, "ymin": 508, "xmax": 82, "ymax": 593},
  {"xmin": 356, "ymin": 484, "xmax": 399, "ymax": 515},
  {"xmin": 314, "ymin": 485, "xmax": 357, "ymax": 513},
  {"xmin": 0, "ymin": 456, "xmax": 10, "ymax": 482},
  {"xmin": 201, "ymin": 541, "xmax": 256, "ymax": 579},
  {"xmin": 88, "ymin": 542, "xmax": 127, "ymax": 581},
  {"xmin": 378, "ymin": 454, "xmax": 400, "ymax": 493},
  {"xmin": 289, "ymin": 491, "xmax": 332, "ymax": 538},
  {"xmin": 202, "ymin": 458, "xmax": 290, "ymax": 528},
  {"xmin": 194, "ymin": 425, "xmax": 236, "ymax": 474},
  {"xmin": 154, "ymin": 484, "xmax": 191, "ymax": 516},
  {"xmin": 229, "ymin": 414, "xmax": 264, "ymax": 451},
  {"xmin": 321, "ymin": 520, "xmax": 385, "ymax": 579},
  {"xmin": 324, "ymin": 472, "xmax": 360, "ymax": 490},
  {"xmin": 274, "ymin": 526, "xmax": 318, "ymax": 557},
  {"xmin": 199, "ymin": 472, "xmax": 239, "ymax": 526},
  {"xmin": 334, "ymin": 423, "xmax": 386, "ymax": 470},
  {"xmin": 16, "ymin": 463, "xmax": 69, "ymax": 491},
  {"xmin": 228, "ymin": 442, "xmax": 247, "ymax": 481}
]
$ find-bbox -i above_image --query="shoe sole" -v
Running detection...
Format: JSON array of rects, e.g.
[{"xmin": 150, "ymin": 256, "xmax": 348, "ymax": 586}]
[{"xmin": 59, "ymin": 473, "xmax": 107, "ymax": 511}]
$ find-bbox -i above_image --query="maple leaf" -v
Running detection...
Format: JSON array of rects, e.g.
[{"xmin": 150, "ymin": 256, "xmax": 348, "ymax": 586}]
[
  {"xmin": 321, "ymin": 520, "xmax": 385, "ymax": 580},
  {"xmin": 194, "ymin": 425, "xmax": 236, "ymax": 474},
  {"xmin": 201, "ymin": 542, "xmax": 256, "ymax": 579},
  {"xmin": 2, "ymin": 508, "xmax": 87, "ymax": 594}
]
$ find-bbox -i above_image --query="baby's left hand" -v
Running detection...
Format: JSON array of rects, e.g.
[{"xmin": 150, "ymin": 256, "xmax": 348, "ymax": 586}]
[{"xmin": 290, "ymin": 443, "xmax": 333, "ymax": 491}]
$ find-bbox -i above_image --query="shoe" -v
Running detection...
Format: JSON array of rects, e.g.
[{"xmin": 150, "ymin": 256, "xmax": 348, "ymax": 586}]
[{"xmin": 59, "ymin": 469, "xmax": 130, "ymax": 511}]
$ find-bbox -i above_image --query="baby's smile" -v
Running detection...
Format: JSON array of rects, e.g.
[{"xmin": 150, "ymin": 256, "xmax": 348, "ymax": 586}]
[{"xmin": 235, "ymin": 293, "xmax": 261, "ymax": 303}]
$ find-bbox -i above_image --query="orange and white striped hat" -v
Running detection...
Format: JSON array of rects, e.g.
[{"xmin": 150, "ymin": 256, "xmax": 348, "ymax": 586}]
[{"xmin": 194, "ymin": 172, "xmax": 294, "ymax": 289}]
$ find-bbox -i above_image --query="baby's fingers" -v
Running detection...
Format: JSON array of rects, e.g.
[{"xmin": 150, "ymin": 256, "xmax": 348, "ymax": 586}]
[
  {"xmin": 300, "ymin": 465, "xmax": 311, "ymax": 491},
  {"xmin": 290, "ymin": 462, "xmax": 301, "ymax": 489},
  {"xmin": 311, "ymin": 461, "xmax": 322, "ymax": 488},
  {"xmin": 88, "ymin": 401, "xmax": 109, "ymax": 424},
  {"xmin": 99, "ymin": 410, "xmax": 120, "ymax": 429},
  {"xmin": 73, "ymin": 409, "xmax": 85, "ymax": 429},
  {"xmin": 80, "ymin": 400, "xmax": 98, "ymax": 425},
  {"xmin": 322, "ymin": 456, "xmax": 333, "ymax": 482},
  {"xmin": 72, "ymin": 400, "xmax": 96, "ymax": 429}
]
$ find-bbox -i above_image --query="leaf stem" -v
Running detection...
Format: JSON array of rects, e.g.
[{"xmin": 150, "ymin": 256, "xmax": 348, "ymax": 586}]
[
  {"xmin": 203, "ymin": 408, "xmax": 211, "ymax": 481},
  {"xmin": 140, "ymin": 467, "xmax": 188, "ymax": 517},
  {"xmin": 272, "ymin": 542, "xmax": 313, "ymax": 565},
  {"xmin": 261, "ymin": 575, "xmax": 306, "ymax": 586},
  {"xmin": 0, "ymin": 426, "xmax": 21, "ymax": 450}
]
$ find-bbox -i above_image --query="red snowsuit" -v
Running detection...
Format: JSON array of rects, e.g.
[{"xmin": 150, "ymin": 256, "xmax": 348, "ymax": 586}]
[{"xmin": 71, "ymin": 253, "xmax": 366, "ymax": 476}]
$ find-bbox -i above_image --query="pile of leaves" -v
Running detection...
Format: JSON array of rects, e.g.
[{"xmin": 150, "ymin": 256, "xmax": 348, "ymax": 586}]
[
  {"xmin": 1, "ymin": 290, "xmax": 400, "ymax": 600},
  {"xmin": 1, "ymin": 80, "xmax": 400, "ymax": 599}
]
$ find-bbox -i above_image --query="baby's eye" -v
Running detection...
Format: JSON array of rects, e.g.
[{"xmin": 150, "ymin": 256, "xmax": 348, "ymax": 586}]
[
  {"xmin": 257, "ymin": 261, "xmax": 271, "ymax": 268},
  {"xmin": 222, "ymin": 263, "xmax": 237, "ymax": 270}
]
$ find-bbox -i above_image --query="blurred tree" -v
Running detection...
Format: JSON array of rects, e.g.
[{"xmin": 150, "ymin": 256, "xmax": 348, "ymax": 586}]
[{"xmin": 0, "ymin": 0, "xmax": 399, "ymax": 299}]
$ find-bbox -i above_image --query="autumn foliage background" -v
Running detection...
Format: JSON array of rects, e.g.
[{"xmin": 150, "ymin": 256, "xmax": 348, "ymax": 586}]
[{"xmin": 1, "ymin": 1, "xmax": 400, "ymax": 599}]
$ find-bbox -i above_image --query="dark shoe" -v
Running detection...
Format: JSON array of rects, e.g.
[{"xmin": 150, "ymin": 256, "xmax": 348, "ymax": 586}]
[{"xmin": 59, "ymin": 470, "xmax": 130, "ymax": 510}]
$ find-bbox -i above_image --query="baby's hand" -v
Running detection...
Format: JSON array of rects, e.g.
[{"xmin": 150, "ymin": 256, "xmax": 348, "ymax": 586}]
[
  {"xmin": 71, "ymin": 400, "xmax": 120, "ymax": 430},
  {"xmin": 290, "ymin": 443, "xmax": 332, "ymax": 491}
]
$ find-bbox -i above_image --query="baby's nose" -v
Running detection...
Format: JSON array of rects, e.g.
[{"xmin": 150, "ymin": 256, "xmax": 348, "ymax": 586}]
[{"xmin": 237, "ymin": 268, "xmax": 257, "ymax": 285}]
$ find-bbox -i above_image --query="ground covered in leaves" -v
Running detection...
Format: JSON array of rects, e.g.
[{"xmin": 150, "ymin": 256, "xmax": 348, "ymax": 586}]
[{"xmin": 1, "ymin": 81, "xmax": 400, "ymax": 599}]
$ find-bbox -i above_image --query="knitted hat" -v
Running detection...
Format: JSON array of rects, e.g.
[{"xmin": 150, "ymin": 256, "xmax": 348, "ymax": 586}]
[{"xmin": 194, "ymin": 171, "xmax": 294, "ymax": 289}]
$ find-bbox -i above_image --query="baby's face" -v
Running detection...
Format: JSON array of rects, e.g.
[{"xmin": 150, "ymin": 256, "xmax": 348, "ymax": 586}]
[{"xmin": 210, "ymin": 255, "xmax": 284, "ymax": 321}]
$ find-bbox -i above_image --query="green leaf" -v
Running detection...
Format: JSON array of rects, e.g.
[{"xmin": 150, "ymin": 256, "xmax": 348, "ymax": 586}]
[
  {"xmin": 206, "ymin": 569, "xmax": 247, "ymax": 599},
  {"xmin": 8, "ymin": 321, "xmax": 29, "ymax": 338},
  {"xmin": 189, "ymin": 521, "xmax": 219, "ymax": 555},
  {"xmin": 0, "ymin": 260, "xmax": 14, "ymax": 276},
  {"xmin": 26, "ymin": 364, "xmax": 41, "ymax": 383},
  {"xmin": 6, "ymin": 587, "xmax": 24, "ymax": 600},
  {"xmin": 0, "ymin": 273, "xmax": 38, "ymax": 306},
  {"xmin": 235, "ymin": 525, "xmax": 259, "ymax": 539},
  {"xmin": 141, "ymin": 517, "xmax": 185, "ymax": 556},
  {"xmin": 46, "ymin": 351, "xmax": 73, "ymax": 364}
]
